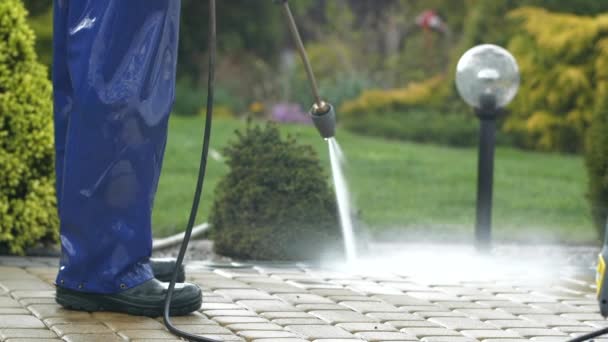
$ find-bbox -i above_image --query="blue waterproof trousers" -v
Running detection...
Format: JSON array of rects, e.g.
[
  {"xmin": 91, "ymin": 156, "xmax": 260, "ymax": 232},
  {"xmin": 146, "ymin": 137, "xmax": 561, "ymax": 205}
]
[{"xmin": 53, "ymin": 0, "xmax": 181, "ymax": 294}]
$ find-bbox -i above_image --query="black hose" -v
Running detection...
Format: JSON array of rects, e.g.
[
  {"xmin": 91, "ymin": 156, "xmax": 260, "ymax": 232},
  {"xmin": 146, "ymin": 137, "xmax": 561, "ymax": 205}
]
[{"xmin": 162, "ymin": 0, "xmax": 219, "ymax": 341}]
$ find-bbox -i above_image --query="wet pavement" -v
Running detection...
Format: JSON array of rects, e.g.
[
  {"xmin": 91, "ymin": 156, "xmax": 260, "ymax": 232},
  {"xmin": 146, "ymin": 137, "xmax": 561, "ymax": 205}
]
[{"xmin": 0, "ymin": 243, "xmax": 606, "ymax": 341}]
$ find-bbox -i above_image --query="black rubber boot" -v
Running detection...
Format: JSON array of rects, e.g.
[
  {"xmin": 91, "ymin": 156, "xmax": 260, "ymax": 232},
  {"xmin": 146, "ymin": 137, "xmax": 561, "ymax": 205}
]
[
  {"xmin": 56, "ymin": 279, "xmax": 202, "ymax": 317},
  {"xmin": 150, "ymin": 258, "xmax": 185, "ymax": 282}
]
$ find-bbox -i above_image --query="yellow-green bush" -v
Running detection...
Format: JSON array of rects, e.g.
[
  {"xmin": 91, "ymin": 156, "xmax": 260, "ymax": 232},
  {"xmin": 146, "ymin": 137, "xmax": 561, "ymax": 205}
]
[
  {"xmin": 505, "ymin": 7, "xmax": 608, "ymax": 152},
  {"xmin": 0, "ymin": 0, "xmax": 57, "ymax": 254},
  {"xmin": 340, "ymin": 76, "xmax": 444, "ymax": 116}
]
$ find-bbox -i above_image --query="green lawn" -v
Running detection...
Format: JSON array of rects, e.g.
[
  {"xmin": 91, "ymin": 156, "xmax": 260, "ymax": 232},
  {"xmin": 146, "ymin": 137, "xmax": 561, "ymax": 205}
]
[{"xmin": 153, "ymin": 115, "xmax": 595, "ymax": 243}]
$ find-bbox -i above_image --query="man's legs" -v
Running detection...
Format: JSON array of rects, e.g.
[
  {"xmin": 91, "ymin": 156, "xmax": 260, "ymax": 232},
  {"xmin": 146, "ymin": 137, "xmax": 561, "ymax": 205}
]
[{"xmin": 53, "ymin": 0, "xmax": 199, "ymax": 315}]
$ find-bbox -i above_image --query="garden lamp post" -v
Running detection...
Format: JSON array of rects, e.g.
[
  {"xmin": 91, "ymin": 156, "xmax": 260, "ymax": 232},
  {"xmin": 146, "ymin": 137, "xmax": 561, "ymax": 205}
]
[{"xmin": 455, "ymin": 44, "xmax": 520, "ymax": 251}]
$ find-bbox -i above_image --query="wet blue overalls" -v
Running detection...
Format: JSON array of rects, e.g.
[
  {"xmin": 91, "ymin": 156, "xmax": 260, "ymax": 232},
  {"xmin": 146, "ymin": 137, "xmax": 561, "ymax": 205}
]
[{"xmin": 53, "ymin": 0, "xmax": 181, "ymax": 294}]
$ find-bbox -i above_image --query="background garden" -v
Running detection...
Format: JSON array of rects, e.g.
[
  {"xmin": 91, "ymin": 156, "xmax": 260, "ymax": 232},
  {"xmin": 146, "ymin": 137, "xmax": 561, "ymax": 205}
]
[{"xmin": 2, "ymin": 0, "xmax": 608, "ymax": 256}]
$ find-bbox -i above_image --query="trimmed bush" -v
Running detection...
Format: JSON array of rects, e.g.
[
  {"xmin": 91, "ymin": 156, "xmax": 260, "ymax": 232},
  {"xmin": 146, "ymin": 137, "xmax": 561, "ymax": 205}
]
[
  {"xmin": 586, "ymin": 81, "xmax": 608, "ymax": 241},
  {"xmin": 0, "ymin": 0, "xmax": 57, "ymax": 254},
  {"xmin": 210, "ymin": 122, "xmax": 341, "ymax": 260}
]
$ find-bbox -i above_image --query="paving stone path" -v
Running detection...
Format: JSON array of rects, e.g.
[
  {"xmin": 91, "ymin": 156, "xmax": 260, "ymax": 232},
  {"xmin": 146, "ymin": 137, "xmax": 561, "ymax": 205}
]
[{"xmin": 0, "ymin": 245, "xmax": 606, "ymax": 342}]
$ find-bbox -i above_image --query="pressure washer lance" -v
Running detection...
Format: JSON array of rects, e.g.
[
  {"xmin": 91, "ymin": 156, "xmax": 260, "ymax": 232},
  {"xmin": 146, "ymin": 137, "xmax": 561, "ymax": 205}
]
[
  {"xmin": 277, "ymin": 0, "xmax": 337, "ymax": 139},
  {"xmin": 565, "ymin": 219, "xmax": 608, "ymax": 342}
]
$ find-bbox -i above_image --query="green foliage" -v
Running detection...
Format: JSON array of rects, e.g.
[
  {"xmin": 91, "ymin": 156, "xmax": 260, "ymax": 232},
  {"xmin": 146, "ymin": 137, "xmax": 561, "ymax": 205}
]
[
  {"xmin": 505, "ymin": 7, "xmax": 608, "ymax": 152},
  {"xmin": 173, "ymin": 79, "xmax": 206, "ymax": 116},
  {"xmin": 342, "ymin": 110, "xmax": 480, "ymax": 147},
  {"xmin": 21, "ymin": 0, "xmax": 51, "ymax": 16},
  {"xmin": 585, "ymin": 81, "xmax": 608, "ymax": 241},
  {"xmin": 336, "ymin": 75, "xmax": 519, "ymax": 147},
  {"xmin": 286, "ymin": 42, "xmax": 375, "ymax": 110},
  {"xmin": 178, "ymin": 0, "xmax": 314, "ymax": 82},
  {"xmin": 337, "ymin": 77, "xmax": 479, "ymax": 146},
  {"xmin": 26, "ymin": 6, "xmax": 52, "ymax": 69},
  {"xmin": 0, "ymin": 0, "xmax": 58, "ymax": 254},
  {"xmin": 527, "ymin": 0, "xmax": 608, "ymax": 15},
  {"xmin": 173, "ymin": 78, "xmax": 244, "ymax": 117},
  {"xmin": 340, "ymin": 76, "xmax": 444, "ymax": 116},
  {"xmin": 318, "ymin": 72, "xmax": 376, "ymax": 111},
  {"xmin": 210, "ymin": 123, "xmax": 340, "ymax": 261}
]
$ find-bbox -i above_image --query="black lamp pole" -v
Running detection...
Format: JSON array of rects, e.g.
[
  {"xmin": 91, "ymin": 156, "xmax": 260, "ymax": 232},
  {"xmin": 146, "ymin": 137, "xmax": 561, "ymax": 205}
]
[{"xmin": 474, "ymin": 93, "xmax": 500, "ymax": 251}]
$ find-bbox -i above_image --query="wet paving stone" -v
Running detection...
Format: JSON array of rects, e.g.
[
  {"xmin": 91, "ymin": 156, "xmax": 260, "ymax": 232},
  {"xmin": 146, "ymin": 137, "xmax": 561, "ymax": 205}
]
[
  {"xmin": 260, "ymin": 311, "xmax": 314, "ymax": 320},
  {"xmin": 236, "ymin": 300, "xmax": 301, "ymax": 313},
  {"xmin": 386, "ymin": 320, "xmax": 440, "ymax": 328},
  {"xmin": 366, "ymin": 312, "xmax": 425, "ymax": 322},
  {"xmin": 310, "ymin": 310, "xmax": 378, "ymax": 323},
  {"xmin": 486, "ymin": 319, "xmax": 547, "ymax": 329},
  {"xmin": 339, "ymin": 300, "xmax": 402, "ymax": 313},
  {"xmin": 285, "ymin": 324, "xmax": 354, "ymax": 339},
  {"xmin": 51, "ymin": 322, "xmax": 116, "ymax": 336},
  {"xmin": 429, "ymin": 317, "xmax": 497, "ymax": 330},
  {"xmin": 0, "ymin": 328, "xmax": 58, "ymax": 339},
  {"xmin": 172, "ymin": 324, "xmax": 234, "ymax": 334},
  {"xmin": 355, "ymin": 330, "xmax": 418, "ymax": 341},
  {"xmin": 214, "ymin": 316, "xmax": 270, "ymax": 325},
  {"xmin": 236, "ymin": 329, "xmax": 299, "ymax": 339},
  {"xmin": 401, "ymin": 327, "xmax": 462, "ymax": 338},
  {"xmin": 310, "ymin": 339, "xmax": 362, "ymax": 342},
  {"xmin": 251, "ymin": 339, "xmax": 307, "ymax": 342},
  {"xmin": 455, "ymin": 308, "xmax": 519, "ymax": 320},
  {"xmin": 215, "ymin": 289, "xmax": 275, "ymax": 301},
  {"xmin": 0, "ymin": 250, "xmax": 604, "ymax": 342},
  {"xmin": 330, "ymin": 295, "xmax": 382, "ymax": 302},
  {"xmin": 104, "ymin": 318, "xmax": 165, "ymax": 331},
  {"xmin": 272, "ymin": 318, "xmax": 327, "ymax": 325},
  {"xmin": 520, "ymin": 314, "xmax": 584, "ymax": 327},
  {"xmin": 460, "ymin": 329, "xmax": 522, "ymax": 339},
  {"xmin": 117, "ymin": 329, "xmax": 178, "ymax": 339},
  {"xmin": 27, "ymin": 304, "xmax": 91, "ymax": 320},
  {"xmin": 203, "ymin": 310, "xmax": 258, "ymax": 317},
  {"xmin": 507, "ymin": 327, "xmax": 569, "ymax": 337},
  {"xmin": 0, "ymin": 315, "xmax": 45, "ymax": 329},
  {"xmin": 62, "ymin": 333, "xmax": 125, "ymax": 342},
  {"xmin": 421, "ymin": 337, "xmax": 478, "ymax": 342},
  {"xmin": 275, "ymin": 293, "xmax": 335, "ymax": 304},
  {"xmin": 335, "ymin": 322, "xmax": 399, "ymax": 332},
  {"xmin": 295, "ymin": 303, "xmax": 349, "ymax": 311},
  {"xmin": 247, "ymin": 282, "xmax": 303, "ymax": 294}
]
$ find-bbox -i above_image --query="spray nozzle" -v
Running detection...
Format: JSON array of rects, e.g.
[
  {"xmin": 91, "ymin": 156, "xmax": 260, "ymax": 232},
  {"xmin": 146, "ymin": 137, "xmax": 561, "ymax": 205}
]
[{"xmin": 310, "ymin": 102, "xmax": 336, "ymax": 139}]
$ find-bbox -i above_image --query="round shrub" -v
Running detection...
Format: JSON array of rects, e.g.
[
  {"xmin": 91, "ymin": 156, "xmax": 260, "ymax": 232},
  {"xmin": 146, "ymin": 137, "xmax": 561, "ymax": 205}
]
[
  {"xmin": 210, "ymin": 122, "xmax": 341, "ymax": 261},
  {"xmin": 0, "ymin": 0, "xmax": 57, "ymax": 254}
]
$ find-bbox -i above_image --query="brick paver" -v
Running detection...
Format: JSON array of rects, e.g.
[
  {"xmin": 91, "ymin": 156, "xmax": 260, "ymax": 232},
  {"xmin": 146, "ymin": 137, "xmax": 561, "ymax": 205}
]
[{"xmin": 0, "ymin": 248, "xmax": 603, "ymax": 341}]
